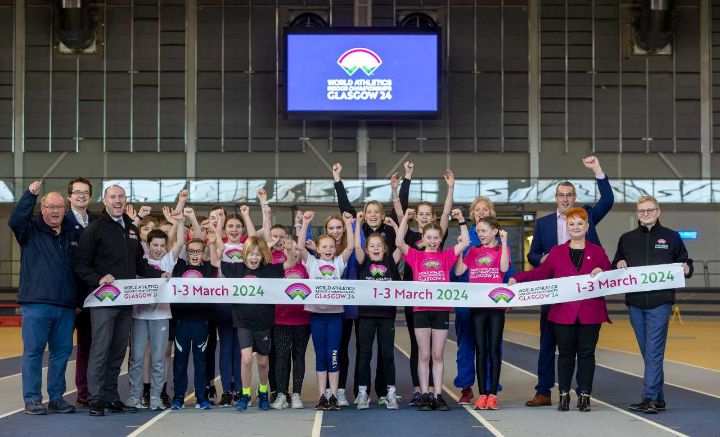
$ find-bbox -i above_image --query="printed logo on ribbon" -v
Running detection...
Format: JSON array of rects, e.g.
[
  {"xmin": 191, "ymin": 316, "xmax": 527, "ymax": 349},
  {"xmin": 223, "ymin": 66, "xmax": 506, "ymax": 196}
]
[
  {"xmin": 285, "ymin": 283, "xmax": 312, "ymax": 300},
  {"xmin": 369, "ymin": 264, "xmax": 388, "ymax": 277},
  {"xmin": 182, "ymin": 270, "xmax": 203, "ymax": 278},
  {"xmin": 488, "ymin": 287, "xmax": 515, "ymax": 303},
  {"xmin": 319, "ymin": 265, "xmax": 336, "ymax": 277},
  {"xmin": 475, "ymin": 253, "xmax": 495, "ymax": 266},
  {"xmin": 337, "ymin": 48, "xmax": 382, "ymax": 76},
  {"xmin": 94, "ymin": 284, "xmax": 121, "ymax": 302},
  {"xmin": 225, "ymin": 248, "xmax": 243, "ymax": 260}
]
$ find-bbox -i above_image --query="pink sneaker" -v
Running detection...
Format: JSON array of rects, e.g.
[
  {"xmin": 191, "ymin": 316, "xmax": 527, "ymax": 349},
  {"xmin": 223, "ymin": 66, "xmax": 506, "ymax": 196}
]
[
  {"xmin": 486, "ymin": 394, "xmax": 499, "ymax": 410},
  {"xmin": 473, "ymin": 395, "xmax": 488, "ymax": 410}
]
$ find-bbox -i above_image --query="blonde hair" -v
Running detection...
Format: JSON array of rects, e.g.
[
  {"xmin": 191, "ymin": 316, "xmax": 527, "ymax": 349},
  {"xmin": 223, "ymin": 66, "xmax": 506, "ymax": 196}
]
[
  {"xmin": 323, "ymin": 214, "xmax": 347, "ymax": 253},
  {"xmin": 469, "ymin": 196, "xmax": 496, "ymax": 221},
  {"xmin": 242, "ymin": 236, "xmax": 272, "ymax": 265},
  {"xmin": 637, "ymin": 195, "xmax": 659, "ymax": 208}
]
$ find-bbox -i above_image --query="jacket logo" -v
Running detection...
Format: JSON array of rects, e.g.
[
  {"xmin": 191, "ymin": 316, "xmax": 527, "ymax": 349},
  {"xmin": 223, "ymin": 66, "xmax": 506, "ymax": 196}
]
[{"xmin": 655, "ymin": 238, "xmax": 669, "ymax": 250}]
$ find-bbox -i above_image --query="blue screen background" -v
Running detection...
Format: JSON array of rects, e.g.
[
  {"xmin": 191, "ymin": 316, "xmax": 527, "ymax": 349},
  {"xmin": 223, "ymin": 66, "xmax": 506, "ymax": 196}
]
[{"xmin": 286, "ymin": 34, "xmax": 438, "ymax": 112}]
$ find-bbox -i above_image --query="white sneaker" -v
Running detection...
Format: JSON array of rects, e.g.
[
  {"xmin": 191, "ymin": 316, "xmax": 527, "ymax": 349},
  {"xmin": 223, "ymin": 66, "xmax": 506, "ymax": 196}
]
[
  {"xmin": 356, "ymin": 392, "xmax": 370, "ymax": 410},
  {"xmin": 385, "ymin": 393, "xmax": 399, "ymax": 410},
  {"xmin": 149, "ymin": 396, "xmax": 165, "ymax": 411},
  {"xmin": 337, "ymin": 389, "xmax": 350, "ymax": 407},
  {"xmin": 271, "ymin": 394, "xmax": 288, "ymax": 410},
  {"xmin": 291, "ymin": 393, "xmax": 304, "ymax": 409},
  {"xmin": 124, "ymin": 396, "xmax": 141, "ymax": 409}
]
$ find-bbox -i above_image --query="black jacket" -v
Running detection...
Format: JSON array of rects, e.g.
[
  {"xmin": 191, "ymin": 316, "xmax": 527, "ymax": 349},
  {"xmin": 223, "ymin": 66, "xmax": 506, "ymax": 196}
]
[
  {"xmin": 612, "ymin": 220, "xmax": 693, "ymax": 309},
  {"xmin": 65, "ymin": 208, "xmax": 95, "ymax": 308},
  {"xmin": 8, "ymin": 190, "xmax": 80, "ymax": 308},
  {"xmin": 74, "ymin": 209, "xmax": 163, "ymax": 293}
]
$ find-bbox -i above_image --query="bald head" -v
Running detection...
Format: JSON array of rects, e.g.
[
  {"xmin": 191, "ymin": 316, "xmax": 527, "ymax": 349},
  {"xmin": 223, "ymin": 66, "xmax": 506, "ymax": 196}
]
[{"xmin": 103, "ymin": 185, "xmax": 127, "ymax": 219}]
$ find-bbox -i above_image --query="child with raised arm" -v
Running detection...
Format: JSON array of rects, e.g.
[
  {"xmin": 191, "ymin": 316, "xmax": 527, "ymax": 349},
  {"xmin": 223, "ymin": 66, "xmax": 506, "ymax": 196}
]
[
  {"xmin": 297, "ymin": 211, "xmax": 355, "ymax": 411},
  {"xmin": 455, "ymin": 218, "xmax": 509, "ymax": 410},
  {"xmin": 396, "ymin": 208, "xmax": 469, "ymax": 411}
]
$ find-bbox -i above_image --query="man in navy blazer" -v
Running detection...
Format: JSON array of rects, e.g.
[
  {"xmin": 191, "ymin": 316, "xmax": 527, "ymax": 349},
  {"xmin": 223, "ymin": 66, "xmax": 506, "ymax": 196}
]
[{"xmin": 525, "ymin": 156, "xmax": 614, "ymax": 407}]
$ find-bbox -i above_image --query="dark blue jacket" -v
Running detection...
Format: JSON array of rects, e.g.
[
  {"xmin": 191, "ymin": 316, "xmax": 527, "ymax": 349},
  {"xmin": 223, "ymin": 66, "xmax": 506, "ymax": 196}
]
[
  {"xmin": 8, "ymin": 190, "xmax": 80, "ymax": 308},
  {"xmin": 527, "ymin": 176, "xmax": 614, "ymax": 267},
  {"xmin": 65, "ymin": 208, "xmax": 95, "ymax": 308}
]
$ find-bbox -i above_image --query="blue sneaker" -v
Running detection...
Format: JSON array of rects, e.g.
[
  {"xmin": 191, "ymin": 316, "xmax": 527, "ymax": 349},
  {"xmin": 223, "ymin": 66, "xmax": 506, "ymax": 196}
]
[
  {"xmin": 257, "ymin": 391, "xmax": 270, "ymax": 411},
  {"xmin": 170, "ymin": 399, "xmax": 184, "ymax": 410},
  {"xmin": 235, "ymin": 394, "xmax": 250, "ymax": 411},
  {"xmin": 196, "ymin": 398, "xmax": 211, "ymax": 410}
]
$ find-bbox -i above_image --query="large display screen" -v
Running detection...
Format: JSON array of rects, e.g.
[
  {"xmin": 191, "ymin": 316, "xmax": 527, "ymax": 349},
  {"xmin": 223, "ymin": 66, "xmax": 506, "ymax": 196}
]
[{"xmin": 284, "ymin": 28, "xmax": 440, "ymax": 119}]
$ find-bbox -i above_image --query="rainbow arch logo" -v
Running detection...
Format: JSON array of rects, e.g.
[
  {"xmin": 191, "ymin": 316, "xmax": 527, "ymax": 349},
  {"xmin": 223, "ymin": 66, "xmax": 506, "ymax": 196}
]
[
  {"xmin": 488, "ymin": 287, "xmax": 515, "ymax": 304},
  {"xmin": 94, "ymin": 284, "xmax": 121, "ymax": 302},
  {"xmin": 319, "ymin": 265, "xmax": 336, "ymax": 277},
  {"xmin": 225, "ymin": 248, "xmax": 243, "ymax": 260},
  {"xmin": 370, "ymin": 264, "xmax": 388, "ymax": 277},
  {"xmin": 285, "ymin": 283, "xmax": 312, "ymax": 301},
  {"xmin": 182, "ymin": 270, "xmax": 203, "ymax": 279},
  {"xmin": 475, "ymin": 254, "xmax": 494, "ymax": 266},
  {"xmin": 337, "ymin": 48, "xmax": 382, "ymax": 76},
  {"xmin": 423, "ymin": 260, "xmax": 441, "ymax": 270}
]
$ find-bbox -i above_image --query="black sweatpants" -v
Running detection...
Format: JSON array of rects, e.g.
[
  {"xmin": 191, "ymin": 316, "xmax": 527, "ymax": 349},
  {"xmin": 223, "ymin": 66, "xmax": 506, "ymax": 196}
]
[
  {"xmin": 554, "ymin": 323, "xmax": 601, "ymax": 394},
  {"xmin": 357, "ymin": 317, "xmax": 396, "ymax": 387},
  {"xmin": 274, "ymin": 324, "xmax": 311, "ymax": 395},
  {"xmin": 471, "ymin": 309, "xmax": 505, "ymax": 395},
  {"xmin": 340, "ymin": 319, "xmax": 387, "ymax": 397}
]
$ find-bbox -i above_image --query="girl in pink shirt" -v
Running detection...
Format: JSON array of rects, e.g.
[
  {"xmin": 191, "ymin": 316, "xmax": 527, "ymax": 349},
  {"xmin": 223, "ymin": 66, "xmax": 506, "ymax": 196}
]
[{"xmin": 396, "ymin": 208, "xmax": 469, "ymax": 411}]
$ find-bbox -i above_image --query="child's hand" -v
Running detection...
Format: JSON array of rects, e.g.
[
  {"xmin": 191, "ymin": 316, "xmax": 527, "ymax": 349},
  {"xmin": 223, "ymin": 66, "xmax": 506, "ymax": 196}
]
[
  {"xmin": 451, "ymin": 208, "xmax": 464, "ymax": 221},
  {"xmin": 303, "ymin": 211, "xmax": 315, "ymax": 223},
  {"xmin": 405, "ymin": 208, "xmax": 416, "ymax": 219},
  {"xmin": 390, "ymin": 172, "xmax": 400, "ymax": 190},
  {"xmin": 162, "ymin": 205, "xmax": 174, "ymax": 222},
  {"xmin": 268, "ymin": 234, "xmax": 280, "ymax": 248},
  {"xmin": 126, "ymin": 204, "xmax": 137, "ymax": 221},
  {"xmin": 138, "ymin": 205, "xmax": 152, "ymax": 218},
  {"xmin": 384, "ymin": 217, "xmax": 398, "ymax": 229},
  {"xmin": 239, "ymin": 205, "xmax": 250, "ymax": 215},
  {"xmin": 404, "ymin": 161, "xmax": 414, "ymax": 178},
  {"xmin": 183, "ymin": 207, "xmax": 195, "ymax": 218},
  {"xmin": 257, "ymin": 188, "xmax": 268, "ymax": 202},
  {"xmin": 332, "ymin": 163, "xmax": 343, "ymax": 182},
  {"xmin": 178, "ymin": 188, "xmax": 189, "ymax": 202},
  {"xmin": 171, "ymin": 210, "xmax": 184, "ymax": 223},
  {"xmin": 342, "ymin": 211, "xmax": 354, "ymax": 225},
  {"xmin": 499, "ymin": 230, "xmax": 508, "ymax": 241},
  {"xmin": 305, "ymin": 240, "xmax": 316, "ymax": 252},
  {"xmin": 356, "ymin": 211, "xmax": 365, "ymax": 223},
  {"xmin": 444, "ymin": 169, "xmax": 455, "ymax": 189}
]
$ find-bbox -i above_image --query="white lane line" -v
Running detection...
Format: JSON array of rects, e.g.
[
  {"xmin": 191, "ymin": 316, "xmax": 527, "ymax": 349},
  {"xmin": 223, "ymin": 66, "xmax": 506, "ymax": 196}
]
[
  {"xmin": 127, "ymin": 375, "xmax": 221, "ymax": 437},
  {"xmin": 311, "ymin": 410, "xmax": 324, "ymax": 437},
  {"xmin": 495, "ymin": 336, "xmax": 720, "ymax": 400},
  {"xmin": 0, "ymin": 358, "xmax": 79, "ymax": 382},
  {"xmin": 393, "ymin": 341, "xmax": 504, "ymax": 437}
]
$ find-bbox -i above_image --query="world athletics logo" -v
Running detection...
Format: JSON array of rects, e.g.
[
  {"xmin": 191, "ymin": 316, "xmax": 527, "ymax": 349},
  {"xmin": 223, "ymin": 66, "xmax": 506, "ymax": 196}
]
[
  {"xmin": 94, "ymin": 284, "xmax": 121, "ymax": 302},
  {"xmin": 337, "ymin": 48, "xmax": 382, "ymax": 76},
  {"xmin": 423, "ymin": 260, "xmax": 440, "ymax": 270},
  {"xmin": 285, "ymin": 283, "xmax": 312, "ymax": 301},
  {"xmin": 488, "ymin": 287, "xmax": 515, "ymax": 304},
  {"xmin": 182, "ymin": 270, "xmax": 203, "ymax": 278},
  {"xmin": 225, "ymin": 248, "xmax": 243, "ymax": 260},
  {"xmin": 319, "ymin": 265, "xmax": 336, "ymax": 277},
  {"xmin": 475, "ymin": 254, "xmax": 494, "ymax": 266},
  {"xmin": 369, "ymin": 264, "xmax": 388, "ymax": 277}
]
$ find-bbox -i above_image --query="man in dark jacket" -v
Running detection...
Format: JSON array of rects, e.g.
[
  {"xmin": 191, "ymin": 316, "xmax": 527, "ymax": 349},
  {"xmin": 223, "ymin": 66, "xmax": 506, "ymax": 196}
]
[
  {"xmin": 613, "ymin": 195, "xmax": 692, "ymax": 414},
  {"xmin": 525, "ymin": 156, "xmax": 615, "ymax": 407},
  {"xmin": 74, "ymin": 184, "xmax": 167, "ymax": 417},
  {"xmin": 9, "ymin": 180, "xmax": 79, "ymax": 415}
]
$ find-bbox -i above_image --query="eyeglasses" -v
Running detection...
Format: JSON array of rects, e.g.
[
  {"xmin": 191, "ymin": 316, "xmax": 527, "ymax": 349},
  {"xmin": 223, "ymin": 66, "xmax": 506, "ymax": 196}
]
[
  {"xmin": 42, "ymin": 204, "xmax": 65, "ymax": 211},
  {"xmin": 556, "ymin": 193, "xmax": 576, "ymax": 199},
  {"xmin": 187, "ymin": 249, "xmax": 204, "ymax": 255},
  {"xmin": 637, "ymin": 208, "xmax": 658, "ymax": 215},
  {"xmin": 71, "ymin": 190, "xmax": 90, "ymax": 196}
]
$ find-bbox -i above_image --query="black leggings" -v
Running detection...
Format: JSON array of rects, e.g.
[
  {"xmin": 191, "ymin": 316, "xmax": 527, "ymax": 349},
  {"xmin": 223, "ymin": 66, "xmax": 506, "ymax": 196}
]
[
  {"xmin": 273, "ymin": 324, "xmax": 311, "ymax": 395},
  {"xmin": 472, "ymin": 309, "xmax": 505, "ymax": 395},
  {"xmin": 554, "ymin": 323, "xmax": 601, "ymax": 394},
  {"xmin": 357, "ymin": 317, "xmax": 396, "ymax": 387},
  {"xmin": 405, "ymin": 306, "xmax": 432, "ymax": 388},
  {"xmin": 340, "ymin": 319, "xmax": 387, "ymax": 396}
]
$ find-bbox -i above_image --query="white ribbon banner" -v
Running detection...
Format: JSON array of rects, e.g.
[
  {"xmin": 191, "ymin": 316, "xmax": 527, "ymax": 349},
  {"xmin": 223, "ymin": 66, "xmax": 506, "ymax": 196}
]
[{"xmin": 83, "ymin": 264, "xmax": 685, "ymax": 309}]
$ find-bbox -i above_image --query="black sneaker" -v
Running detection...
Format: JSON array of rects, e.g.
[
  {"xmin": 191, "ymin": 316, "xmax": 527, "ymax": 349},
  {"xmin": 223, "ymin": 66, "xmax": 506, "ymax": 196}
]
[
  {"xmin": 418, "ymin": 393, "xmax": 433, "ymax": 411},
  {"xmin": 48, "ymin": 399, "xmax": 76, "ymax": 414},
  {"xmin": 233, "ymin": 391, "xmax": 242, "ymax": 403},
  {"xmin": 315, "ymin": 395, "xmax": 329, "ymax": 410},
  {"xmin": 24, "ymin": 400, "xmax": 47, "ymax": 415},
  {"xmin": 160, "ymin": 391, "xmax": 171, "ymax": 410},
  {"xmin": 654, "ymin": 400, "xmax": 666, "ymax": 411},
  {"xmin": 89, "ymin": 402, "xmax": 105, "ymax": 416},
  {"xmin": 578, "ymin": 393, "xmax": 591, "ymax": 412},
  {"xmin": 219, "ymin": 391, "xmax": 233, "ymax": 407},
  {"xmin": 409, "ymin": 391, "xmax": 422, "ymax": 407},
  {"xmin": 435, "ymin": 394, "xmax": 449, "ymax": 411},
  {"xmin": 206, "ymin": 385, "xmax": 217, "ymax": 405},
  {"xmin": 141, "ymin": 391, "xmax": 150, "ymax": 409},
  {"xmin": 558, "ymin": 392, "xmax": 570, "ymax": 411},
  {"xmin": 106, "ymin": 400, "xmax": 138, "ymax": 413},
  {"xmin": 629, "ymin": 398, "xmax": 657, "ymax": 414},
  {"xmin": 327, "ymin": 395, "xmax": 340, "ymax": 411}
]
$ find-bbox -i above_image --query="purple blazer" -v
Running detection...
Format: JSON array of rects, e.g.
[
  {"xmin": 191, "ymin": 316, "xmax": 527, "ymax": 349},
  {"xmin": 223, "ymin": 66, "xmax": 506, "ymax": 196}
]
[{"xmin": 512, "ymin": 241, "xmax": 612, "ymax": 325}]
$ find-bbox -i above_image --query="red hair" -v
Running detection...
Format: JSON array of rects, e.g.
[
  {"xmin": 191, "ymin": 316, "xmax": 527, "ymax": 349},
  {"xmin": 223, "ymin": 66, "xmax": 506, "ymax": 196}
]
[{"xmin": 565, "ymin": 207, "xmax": 588, "ymax": 222}]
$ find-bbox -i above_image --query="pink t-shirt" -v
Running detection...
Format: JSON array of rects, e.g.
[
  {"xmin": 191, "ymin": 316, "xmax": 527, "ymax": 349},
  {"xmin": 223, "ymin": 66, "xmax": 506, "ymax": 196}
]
[
  {"xmin": 275, "ymin": 263, "xmax": 311, "ymax": 325},
  {"xmin": 271, "ymin": 250, "xmax": 287, "ymax": 265},
  {"xmin": 463, "ymin": 245, "xmax": 509, "ymax": 284},
  {"xmin": 403, "ymin": 247, "xmax": 457, "ymax": 312}
]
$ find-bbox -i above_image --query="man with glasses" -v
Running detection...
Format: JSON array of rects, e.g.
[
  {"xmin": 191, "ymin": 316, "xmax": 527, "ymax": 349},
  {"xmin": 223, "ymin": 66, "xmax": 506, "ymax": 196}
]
[
  {"xmin": 525, "ymin": 156, "xmax": 614, "ymax": 407},
  {"xmin": 65, "ymin": 177, "xmax": 95, "ymax": 408},
  {"xmin": 9, "ymin": 180, "xmax": 80, "ymax": 415},
  {"xmin": 74, "ymin": 185, "xmax": 168, "ymax": 417},
  {"xmin": 613, "ymin": 195, "xmax": 692, "ymax": 414}
]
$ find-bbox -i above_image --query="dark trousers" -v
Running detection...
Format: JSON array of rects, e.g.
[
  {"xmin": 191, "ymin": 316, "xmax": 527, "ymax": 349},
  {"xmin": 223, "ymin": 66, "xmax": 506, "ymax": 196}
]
[
  {"xmin": 173, "ymin": 320, "xmax": 209, "ymax": 401},
  {"xmin": 88, "ymin": 307, "xmax": 132, "ymax": 405},
  {"xmin": 357, "ymin": 317, "xmax": 396, "ymax": 388},
  {"xmin": 340, "ymin": 318, "xmax": 387, "ymax": 397},
  {"xmin": 74, "ymin": 308, "xmax": 92, "ymax": 402},
  {"xmin": 274, "ymin": 324, "xmax": 311, "ymax": 395},
  {"xmin": 535, "ymin": 304, "xmax": 557, "ymax": 396},
  {"xmin": 205, "ymin": 320, "xmax": 217, "ymax": 388},
  {"xmin": 405, "ymin": 306, "xmax": 431, "ymax": 388},
  {"xmin": 472, "ymin": 310, "xmax": 505, "ymax": 395},
  {"xmin": 554, "ymin": 323, "xmax": 601, "ymax": 394}
]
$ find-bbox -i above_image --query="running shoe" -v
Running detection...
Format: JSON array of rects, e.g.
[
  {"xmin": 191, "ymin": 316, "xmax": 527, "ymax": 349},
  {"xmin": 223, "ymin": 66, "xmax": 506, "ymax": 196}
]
[
  {"xmin": 418, "ymin": 393, "xmax": 433, "ymax": 411},
  {"xmin": 170, "ymin": 399, "xmax": 184, "ymax": 410},
  {"xmin": 291, "ymin": 393, "xmax": 304, "ymax": 409},
  {"xmin": 315, "ymin": 395, "xmax": 329, "ymax": 411},
  {"xmin": 435, "ymin": 394, "xmax": 449, "ymax": 411},
  {"xmin": 578, "ymin": 393, "xmax": 591, "ymax": 412},
  {"xmin": 271, "ymin": 393, "xmax": 289, "ymax": 410},
  {"xmin": 336, "ymin": 389, "xmax": 350, "ymax": 407},
  {"xmin": 473, "ymin": 395, "xmax": 488, "ymax": 410},
  {"xmin": 235, "ymin": 394, "xmax": 251, "ymax": 411},
  {"xmin": 257, "ymin": 391, "xmax": 270, "ymax": 411},
  {"xmin": 219, "ymin": 391, "xmax": 233, "ymax": 408},
  {"xmin": 409, "ymin": 392, "xmax": 422, "ymax": 407},
  {"xmin": 385, "ymin": 392, "xmax": 399, "ymax": 410},
  {"xmin": 141, "ymin": 391, "xmax": 150, "ymax": 409},
  {"xmin": 160, "ymin": 392, "xmax": 171, "ymax": 410},
  {"xmin": 485, "ymin": 394, "xmax": 498, "ymax": 410},
  {"xmin": 196, "ymin": 398, "xmax": 211, "ymax": 410},
  {"xmin": 458, "ymin": 387, "xmax": 474, "ymax": 405},
  {"xmin": 233, "ymin": 391, "xmax": 241, "ymax": 403},
  {"xmin": 356, "ymin": 392, "xmax": 370, "ymax": 410},
  {"xmin": 557, "ymin": 392, "xmax": 570, "ymax": 412},
  {"xmin": 124, "ymin": 396, "xmax": 141, "ymax": 409},
  {"xmin": 654, "ymin": 400, "xmax": 666, "ymax": 411},
  {"xmin": 206, "ymin": 385, "xmax": 217, "ymax": 405},
  {"xmin": 327, "ymin": 395, "xmax": 341, "ymax": 411},
  {"xmin": 149, "ymin": 396, "xmax": 165, "ymax": 411}
]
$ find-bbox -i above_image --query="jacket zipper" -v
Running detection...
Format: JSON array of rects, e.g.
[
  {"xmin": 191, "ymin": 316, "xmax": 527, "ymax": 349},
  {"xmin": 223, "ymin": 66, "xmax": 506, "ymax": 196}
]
[{"xmin": 645, "ymin": 230, "xmax": 650, "ymax": 308}]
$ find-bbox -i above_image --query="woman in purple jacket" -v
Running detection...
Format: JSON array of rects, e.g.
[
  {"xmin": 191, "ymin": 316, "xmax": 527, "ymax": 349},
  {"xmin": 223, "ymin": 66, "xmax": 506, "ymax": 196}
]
[{"xmin": 509, "ymin": 207, "xmax": 612, "ymax": 413}]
